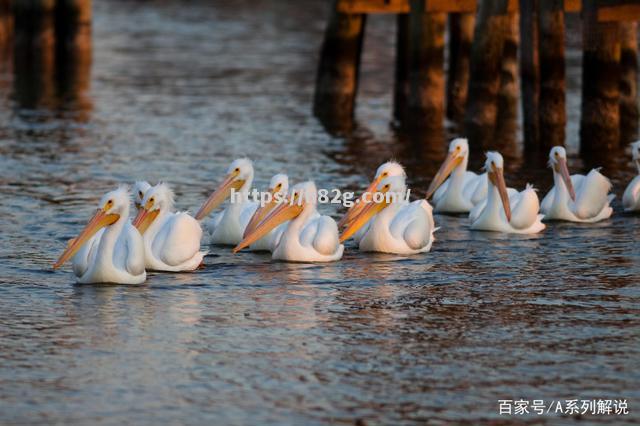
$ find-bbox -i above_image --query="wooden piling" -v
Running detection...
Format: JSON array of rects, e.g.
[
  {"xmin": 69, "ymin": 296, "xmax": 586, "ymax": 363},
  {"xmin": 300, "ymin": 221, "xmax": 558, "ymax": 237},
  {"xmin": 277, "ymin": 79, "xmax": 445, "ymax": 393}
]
[
  {"xmin": 393, "ymin": 14, "xmax": 409, "ymax": 124},
  {"xmin": 538, "ymin": 0, "xmax": 566, "ymax": 148},
  {"xmin": 313, "ymin": 1, "xmax": 366, "ymax": 130},
  {"xmin": 13, "ymin": 0, "xmax": 56, "ymax": 109},
  {"xmin": 580, "ymin": 0, "xmax": 621, "ymax": 153},
  {"xmin": 519, "ymin": 0, "xmax": 540, "ymax": 150},
  {"xmin": 446, "ymin": 12, "xmax": 474, "ymax": 123},
  {"xmin": 464, "ymin": 0, "xmax": 509, "ymax": 148},
  {"xmin": 55, "ymin": 0, "xmax": 92, "ymax": 51},
  {"xmin": 619, "ymin": 21, "xmax": 638, "ymax": 144},
  {"xmin": 406, "ymin": 0, "xmax": 446, "ymax": 131},
  {"xmin": 496, "ymin": 12, "xmax": 519, "ymax": 143},
  {"xmin": 0, "ymin": 0, "xmax": 12, "ymax": 49}
]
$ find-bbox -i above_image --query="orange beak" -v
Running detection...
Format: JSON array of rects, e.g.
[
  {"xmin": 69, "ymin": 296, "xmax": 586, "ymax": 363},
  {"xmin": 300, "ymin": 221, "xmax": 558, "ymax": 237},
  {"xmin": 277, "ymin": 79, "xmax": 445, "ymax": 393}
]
[
  {"xmin": 195, "ymin": 171, "xmax": 245, "ymax": 220},
  {"xmin": 233, "ymin": 198, "xmax": 303, "ymax": 253},
  {"xmin": 555, "ymin": 157, "xmax": 575, "ymax": 201},
  {"xmin": 53, "ymin": 209, "xmax": 119, "ymax": 269},
  {"xmin": 132, "ymin": 200, "xmax": 159, "ymax": 235},
  {"xmin": 243, "ymin": 189, "xmax": 280, "ymax": 237},
  {"xmin": 426, "ymin": 151, "xmax": 463, "ymax": 199},
  {"xmin": 338, "ymin": 174, "xmax": 384, "ymax": 229},
  {"xmin": 489, "ymin": 165, "xmax": 511, "ymax": 222},
  {"xmin": 340, "ymin": 187, "xmax": 391, "ymax": 242}
]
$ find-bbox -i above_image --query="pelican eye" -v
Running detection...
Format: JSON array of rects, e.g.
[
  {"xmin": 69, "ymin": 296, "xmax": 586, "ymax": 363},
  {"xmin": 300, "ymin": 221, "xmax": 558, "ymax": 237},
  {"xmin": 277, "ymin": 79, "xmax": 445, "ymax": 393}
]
[
  {"xmin": 234, "ymin": 167, "xmax": 240, "ymax": 173},
  {"xmin": 381, "ymin": 172, "xmax": 388, "ymax": 178},
  {"xmin": 138, "ymin": 191, "xmax": 143, "ymax": 199},
  {"xmin": 275, "ymin": 183, "xmax": 281, "ymax": 190},
  {"xmin": 149, "ymin": 197, "xmax": 155, "ymax": 203},
  {"xmin": 456, "ymin": 146, "xmax": 461, "ymax": 151}
]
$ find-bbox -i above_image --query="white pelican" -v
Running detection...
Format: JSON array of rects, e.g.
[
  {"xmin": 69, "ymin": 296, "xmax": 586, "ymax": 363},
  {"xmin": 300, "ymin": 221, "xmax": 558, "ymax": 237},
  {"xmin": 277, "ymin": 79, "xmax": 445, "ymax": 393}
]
[
  {"xmin": 133, "ymin": 181, "xmax": 151, "ymax": 213},
  {"xmin": 338, "ymin": 161, "xmax": 407, "ymax": 246},
  {"xmin": 622, "ymin": 141, "xmax": 640, "ymax": 212},
  {"xmin": 53, "ymin": 186, "xmax": 146, "ymax": 284},
  {"xmin": 195, "ymin": 158, "xmax": 258, "ymax": 245},
  {"xmin": 234, "ymin": 181, "xmax": 344, "ymax": 262},
  {"xmin": 340, "ymin": 175, "xmax": 436, "ymax": 254},
  {"xmin": 133, "ymin": 183, "xmax": 206, "ymax": 271},
  {"xmin": 540, "ymin": 146, "xmax": 614, "ymax": 222},
  {"xmin": 470, "ymin": 152, "xmax": 545, "ymax": 234},
  {"xmin": 242, "ymin": 173, "xmax": 289, "ymax": 252},
  {"xmin": 426, "ymin": 138, "xmax": 498, "ymax": 213}
]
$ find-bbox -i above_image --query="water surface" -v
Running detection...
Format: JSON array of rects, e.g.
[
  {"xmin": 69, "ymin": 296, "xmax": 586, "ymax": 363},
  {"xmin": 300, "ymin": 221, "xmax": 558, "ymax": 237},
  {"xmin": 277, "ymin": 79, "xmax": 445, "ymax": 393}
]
[{"xmin": 0, "ymin": 1, "xmax": 639, "ymax": 424}]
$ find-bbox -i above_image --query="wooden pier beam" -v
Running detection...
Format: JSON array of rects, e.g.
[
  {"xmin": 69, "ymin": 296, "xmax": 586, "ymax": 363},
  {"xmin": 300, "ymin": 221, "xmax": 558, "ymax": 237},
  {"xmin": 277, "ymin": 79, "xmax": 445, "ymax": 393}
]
[
  {"xmin": 55, "ymin": 0, "xmax": 91, "ymax": 51},
  {"xmin": 313, "ymin": 2, "xmax": 366, "ymax": 130},
  {"xmin": 580, "ymin": 0, "xmax": 621, "ymax": 153},
  {"xmin": 406, "ymin": 0, "xmax": 446, "ymax": 131},
  {"xmin": 619, "ymin": 21, "xmax": 638, "ymax": 144},
  {"xmin": 446, "ymin": 12, "xmax": 475, "ymax": 123},
  {"xmin": 464, "ymin": 0, "xmax": 509, "ymax": 148},
  {"xmin": 538, "ymin": 0, "xmax": 566, "ymax": 148},
  {"xmin": 393, "ymin": 14, "xmax": 409, "ymax": 124},
  {"xmin": 519, "ymin": 0, "xmax": 540, "ymax": 150}
]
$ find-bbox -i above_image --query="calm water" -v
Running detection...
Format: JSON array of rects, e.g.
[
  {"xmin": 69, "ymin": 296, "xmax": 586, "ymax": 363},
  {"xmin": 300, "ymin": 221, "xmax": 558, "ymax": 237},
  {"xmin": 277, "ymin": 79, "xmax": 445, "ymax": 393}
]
[{"xmin": 1, "ymin": 1, "xmax": 639, "ymax": 424}]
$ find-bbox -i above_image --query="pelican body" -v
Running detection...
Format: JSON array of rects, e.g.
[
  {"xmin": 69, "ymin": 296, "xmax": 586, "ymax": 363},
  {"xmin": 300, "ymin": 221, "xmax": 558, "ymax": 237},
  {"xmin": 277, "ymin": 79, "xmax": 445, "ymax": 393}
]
[
  {"xmin": 470, "ymin": 152, "xmax": 545, "ymax": 234},
  {"xmin": 195, "ymin": 158, "xmax": 258, "ymax": 245},
  {"xmin": 133, "ymin": 183, "xmax": 206, "ymax": 272},
  {"xmin": 341, "ymin": 176, "xmax": 436, "ymax": 255},
  {"xmin": 54, "ymin": 186, "xmax": 146, "ymax": 284},
  {"xmin": 622, "ymin": 141, "xmax": 640, "ymax": 212},
  {"xmin": 338, "ymin": 161, "xmax": 407, "ymax": 244},
  {"xmin": 426, "ymin": 138, "xmax": 488, "ymax": 213},
  {"xmin": 243, "ymin": 173, "xmax": 289, "ymax": 252},
  {"xmin": 235, "ymin": 181, "xmax": 343, "ymax": 262},
  {"xmin": 541, "ymin": 146, "xmax": 614, "ymax": 222}
]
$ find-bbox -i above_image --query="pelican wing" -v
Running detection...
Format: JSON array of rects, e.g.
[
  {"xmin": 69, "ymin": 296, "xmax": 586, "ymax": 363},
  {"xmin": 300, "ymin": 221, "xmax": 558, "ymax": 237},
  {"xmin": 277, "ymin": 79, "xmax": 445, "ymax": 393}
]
[
  {"xmin": 510, "ymin": 186, "xmax": 541, "ymax": 230},
  {"xmin": 72, "ymin": 229, "xmax": 104, "ymax": 277},
  {"xmin": 571, "ymin": 169, "xmax": 612, "ymax": 220},
  {"xmin": 390, "ymin": 200, "xmax": 434, "ymax": 251},
  {"xmin": 623, "ymin": 175, "xmax": 640, "ymax": 211},
  {"xmin": 301, "ymin": 215, "xmax": 340, "ymax": 256},
  {"xmin": 153, "ymin": 213, "xmax": 203, "ymax": 267},
  {"xmin": 122, "ymin": 223, "xmax": 145, "ymax": 276}
]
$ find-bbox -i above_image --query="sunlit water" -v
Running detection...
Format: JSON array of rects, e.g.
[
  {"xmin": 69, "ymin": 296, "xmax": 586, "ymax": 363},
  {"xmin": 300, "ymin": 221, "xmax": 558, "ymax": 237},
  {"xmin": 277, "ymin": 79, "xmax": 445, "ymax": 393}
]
[{"xmin": 1, "ymin": 1, "xmax": 639, "ymax": 424}]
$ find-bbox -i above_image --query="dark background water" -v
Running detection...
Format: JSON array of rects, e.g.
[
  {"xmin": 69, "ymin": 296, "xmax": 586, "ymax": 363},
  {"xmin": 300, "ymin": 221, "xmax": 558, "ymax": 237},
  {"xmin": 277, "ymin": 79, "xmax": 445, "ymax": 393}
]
[{"xmin": 0, "ymin": 1, "xmax": 639, "ymax": 424}]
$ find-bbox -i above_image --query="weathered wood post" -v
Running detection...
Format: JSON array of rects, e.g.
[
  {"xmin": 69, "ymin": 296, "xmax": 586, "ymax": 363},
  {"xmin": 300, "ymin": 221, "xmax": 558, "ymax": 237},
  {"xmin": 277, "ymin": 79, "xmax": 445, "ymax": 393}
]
[
  {"xmin": 13, "ymin": 0, "xmax": 57, "ymax": 108},
  {"xmin": 464, "ymin": 0, "xmax": 509, "ymax": 148},
  {"xmin": 619, "ymin": 21, "xmax": 638, "ymax": 144},
  {"xmin": 313, "ymin": 1, "xmax": 366, "ymax": 131},
  {"xmin": 54, "ymin": 0, "xmax": 92, "ymax": 117},
  {"xmin": 55, "ymin": 0, "xmax": 91, "ymax": 51},
  {"xmin": 406, "ymin": 0, "xmax": 446, "ymax": 131},
  {"xmin": 537, "ymin": 0, "xmax": 566, "ymax": 148},
  {"xmin": 519, "ymin": 0, "xmax": 540, "ymax": 150},
  {"xmin": 0, "ymin": 0, "xmax": 12, "ymax": 48},
  {"xmin": 393, "ymin": 13, "xmax": 409, "ymax": 125},
  {"xmin": 580, "ymin": 0, "xmax": 621, "ymax": 153},
  {"xmin": 496, "ymin": 12, "xmax": 519, "ymax": 143},
  {"xmin": 446, "ymin": 12, "xmax": 475, "ymax": 123}
]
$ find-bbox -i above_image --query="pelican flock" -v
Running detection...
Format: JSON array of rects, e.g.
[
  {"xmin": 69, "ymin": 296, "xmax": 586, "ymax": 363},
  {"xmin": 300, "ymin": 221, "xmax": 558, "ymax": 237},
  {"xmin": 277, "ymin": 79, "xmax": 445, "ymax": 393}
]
[{"xmin": 53, "ymin": 139, "xmax": 637, "ymax": 284}]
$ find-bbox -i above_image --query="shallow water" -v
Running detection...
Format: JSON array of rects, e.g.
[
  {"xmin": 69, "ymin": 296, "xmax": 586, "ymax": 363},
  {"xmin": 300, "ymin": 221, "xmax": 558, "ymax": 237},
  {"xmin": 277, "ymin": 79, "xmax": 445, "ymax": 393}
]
[{"xmin": 1, "ymin": 1, "xmax": 639, "ymax": 424}]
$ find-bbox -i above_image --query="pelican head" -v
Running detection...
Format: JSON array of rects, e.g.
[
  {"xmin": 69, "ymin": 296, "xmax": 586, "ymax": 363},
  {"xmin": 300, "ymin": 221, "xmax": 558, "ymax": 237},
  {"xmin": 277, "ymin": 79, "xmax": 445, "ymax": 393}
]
[
  {"xmin": 54, "ymin": 186, "xmax": 129, "ymax": 269},
  {"xmin": 485, "ymin": 152, "xmax": 511, "ymax": 222},
  {"xmin": 132, "ymin": 183, "xmax": 175, "ymax": 234},
  {"xmin": 133, "ymin": 181, "xmax": 151, "ymax": 212},
  {"xmin": 243, "ymin": 173, "xmax": 289, "ymax": 237},
  {"xmin": 548, "ymin": 146, "xmax": 575, "ymax": 201},
  {"xmin": 234, "ymin": 181, "xmax": 316, "ymax": 253},
  {"xmin": 631, "ymin": 141, "xmax": 640, "ymax": 172},
  {"xmin": 195, "ymin": 158, "xmax": 254, "ymax": 220},
  {"xmin": 340, "ymin": 175, "xmax": 407, "ymax": 242},
  {"xmin": 338, "ymin": 161, "xmax": 405, "ymax": 228},
  {"xmin": 426, "ymin": 138, "xmax": 469, "ymax": 199}
]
